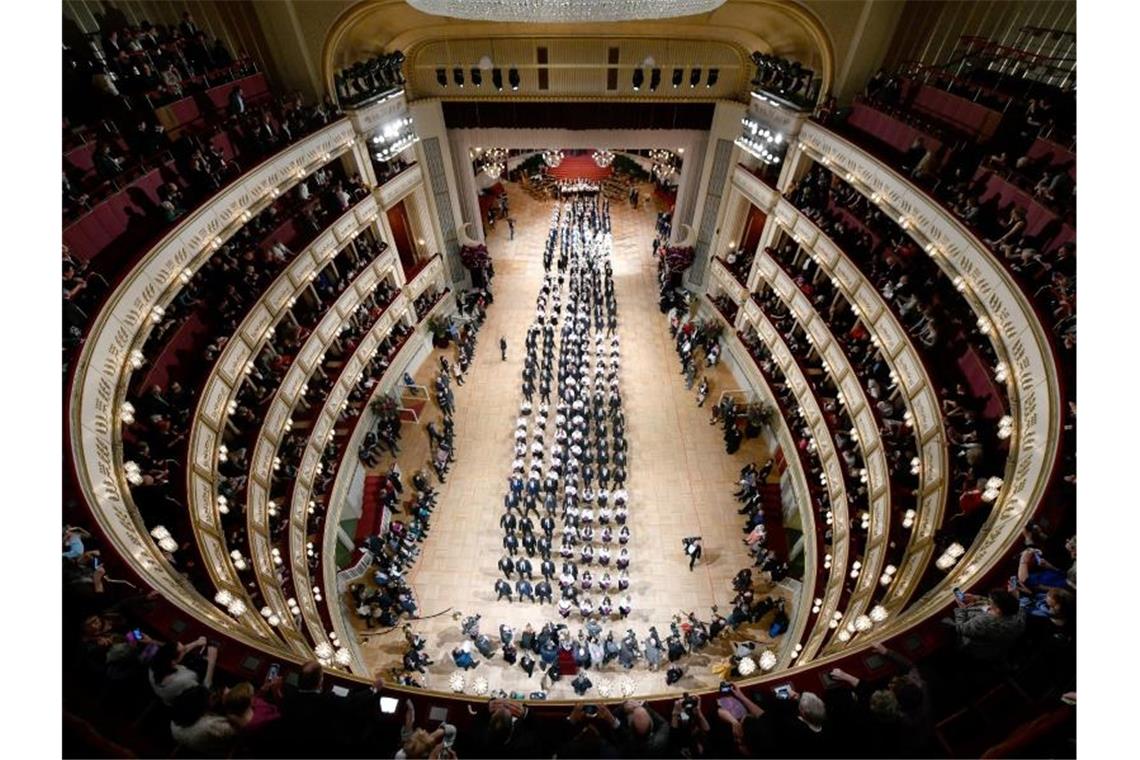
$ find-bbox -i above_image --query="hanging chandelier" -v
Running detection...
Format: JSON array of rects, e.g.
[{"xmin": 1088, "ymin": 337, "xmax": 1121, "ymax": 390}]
[
  {"xmin": 592, "ymin": 149, "xmax": 614, "ymax": 168},
  {"xmin": 649, "ymin": 149, "xmax": 677, "ymax": 180},
  {"xmin": 542, "ymin": 149, "xmax": 564, "ymax": 168},
  {"xmin": 407, "ymin": 1, "xmax": 726, "ymax": 22},
  {"xmin": 473, "ymin": 147, "xmax": 508, "ymax": 179}
]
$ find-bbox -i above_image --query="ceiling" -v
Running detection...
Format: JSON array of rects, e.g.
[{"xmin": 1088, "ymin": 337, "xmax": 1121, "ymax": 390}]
[{"xmin": 320, "ymin": 0, "xmax": 836, "ymax": 101}]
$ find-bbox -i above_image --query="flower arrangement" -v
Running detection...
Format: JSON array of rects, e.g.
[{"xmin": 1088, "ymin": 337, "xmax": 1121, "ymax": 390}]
[
  {"xmin": 661, "ymin": 245, "xmax": 696, "ymax": 276},
  {"xmin": 459, "ymin": 243, "xmax": 492, "ymax": 271}
]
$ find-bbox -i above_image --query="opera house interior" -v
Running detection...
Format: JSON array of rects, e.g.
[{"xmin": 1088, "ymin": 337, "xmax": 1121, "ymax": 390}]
[{"xmin": 51, "ymin": 0, "xmax": 1094, "ymax": 757}]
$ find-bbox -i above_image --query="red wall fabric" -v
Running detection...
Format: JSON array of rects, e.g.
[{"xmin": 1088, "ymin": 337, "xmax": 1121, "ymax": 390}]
[
  {"xmin": 386, "ymin": 200, "xmax": 418, "ymax": 275},
  {"xmin": 62, "ymin": 166, "xmax": 170, "ymax": 263},
  {"xmin": 1027, "ymin": 137, "xmax": 1076, "ymax": 178},
  {"xmin": 154, "ymin": 73, "xmax": 270, "ymax": 133},
  {"xmin": 848, "ymin": 103, "xmax": 942, "ymax": 156},
  {"xmin": 911, "ymin": 83, "xmax": 1003, "ymax": 140},
  {"xmin": 741, "ymin": 204, "xmax": 768, "ymax": 254},
  {"xmin": 973, "ymin": 169, "xmax": 1059, "ymax": 238}
]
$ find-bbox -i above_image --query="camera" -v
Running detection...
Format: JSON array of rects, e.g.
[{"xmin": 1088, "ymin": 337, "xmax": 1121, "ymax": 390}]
[
  {"xmin": 583, "ymin": 704, "xmax": 598, "ymax": 717},
  {"xmin": 682, "ymin": 693, "xmax": 698, "ymax": 711},
  {"xmin": 719, "ymin": 681, "xmax": 733, "ymax": 695}
]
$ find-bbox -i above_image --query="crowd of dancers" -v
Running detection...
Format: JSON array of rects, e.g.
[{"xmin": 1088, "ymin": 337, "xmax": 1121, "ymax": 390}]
[
  {"xmin": 494, "ymin": 195, "xmax": 635, "ymax": 622},
  {"xmin": 388, "ymin": 193, "xmax": 797, "ymax": 696}
]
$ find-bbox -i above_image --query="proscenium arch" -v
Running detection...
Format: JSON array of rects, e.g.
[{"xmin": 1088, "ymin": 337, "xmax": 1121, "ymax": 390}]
[{"xmin": 320, "ymin": 0, "xmax": 836, "ymax": 103}]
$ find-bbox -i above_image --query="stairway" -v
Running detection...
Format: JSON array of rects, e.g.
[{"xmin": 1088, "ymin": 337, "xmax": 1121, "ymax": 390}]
[
  {"xmin": 546, "ymin": 155, "xmax": 614, "ymax": 182},
  {"xmin": 355, "ymin": 474, "xmax": 385, "ymax": 545}
]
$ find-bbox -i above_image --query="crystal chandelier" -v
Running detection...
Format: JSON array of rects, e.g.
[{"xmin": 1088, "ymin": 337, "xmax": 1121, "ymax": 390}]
[
  {"xmin": 474, "ymin": 147, "xmax": 508, "ymax": 179},
  {"xmin": 592, "ymin": 149, "xmax": 614, "ymax": 168},
  {"xmin": 542, "ymin": 149, "xmax": 564, "ymax": 168},
  {"xmin": 408, "ymin": 0, "xmax": 726, "ymax": 22},
  {"xmin": 649, "ymin": 149, "xmax": 677, "ymax": 180}
]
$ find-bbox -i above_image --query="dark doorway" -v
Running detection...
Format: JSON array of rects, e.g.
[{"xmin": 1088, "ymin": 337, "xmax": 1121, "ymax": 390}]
[{"xmin": 386, "ymin": 200, "xmax": 419, "ymax": 277}]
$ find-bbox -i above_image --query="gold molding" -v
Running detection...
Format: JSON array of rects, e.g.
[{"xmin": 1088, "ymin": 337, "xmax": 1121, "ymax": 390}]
[{"xmin": 320, "ymin": 0, "xmax": 835, "ymax": 103}]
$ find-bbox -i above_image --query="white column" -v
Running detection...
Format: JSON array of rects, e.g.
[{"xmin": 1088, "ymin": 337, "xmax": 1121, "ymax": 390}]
[
  {"xmin": 777, "ymin": 142, "xmax": 812, "ymax": 194},
  {"xmin": 714, "ymin": 191, "xmax": 750, "ymax": 262},
  {"xmin": 684, "ymin": 100, "xmax": 746, "ymax": 289},
  {"xmin": 447, "ymin": 131, "xmax": 485, "ymax": 244},
  {"xmin": 346, "ymin": 141, "xmax": 378, "ymax": 188},
  {"xmin": 670, "ymin": 133, "xmax": 708, "ymax": 245}
]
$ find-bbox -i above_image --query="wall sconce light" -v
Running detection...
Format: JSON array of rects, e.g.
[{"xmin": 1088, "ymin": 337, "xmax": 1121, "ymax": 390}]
[{"xmin": 124, "ymin": 461, "xmax": 143, "ymax": 485}]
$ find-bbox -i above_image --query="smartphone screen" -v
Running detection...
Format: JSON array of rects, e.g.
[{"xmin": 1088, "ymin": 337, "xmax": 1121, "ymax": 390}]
[
  {"xmin": 717, "ymin": 696, "xmax": 746, "ymax": 721},
  {"xmin": 773, "ymin": 684, "xmax": 792, "ymax": 699},
  {"xmin": 379, "ymin": 696, "xmax": 400, "ymax": 714},
  {"xmin": 953, "ymin": 587, "xmax": 965, "ymax": 602}
]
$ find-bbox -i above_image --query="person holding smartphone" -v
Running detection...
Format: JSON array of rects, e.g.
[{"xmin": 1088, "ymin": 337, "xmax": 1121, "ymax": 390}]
[
  {"xmin": 714, "ymin": 683, "xmax": 767, "ymax": 756},
  {"xmin": 669, "ymin": 695, "xmax": 710, "ymax": 757},
  {"xmin": 477, "ymin": 697, "xmax": 541, "ymax": 757},
  {"xmin": 148, "ymin": 636, "xmax": 219, "ymax": 706},
  {"xmin": 951, "ymin": 586, "xmax": 1027, "ymax": 663}
]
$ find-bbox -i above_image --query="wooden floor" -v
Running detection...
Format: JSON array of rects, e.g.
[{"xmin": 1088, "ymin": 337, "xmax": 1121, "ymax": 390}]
[{"xmin": 348, "ymin": 182, "xmax": 791, "ymax": 699}]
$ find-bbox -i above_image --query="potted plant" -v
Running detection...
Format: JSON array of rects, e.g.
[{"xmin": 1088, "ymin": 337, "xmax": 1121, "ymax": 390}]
[
  {"xmin": 427, "ymin": 315, "xmax": 451, "ymax": 348},
  {"xmin": 745, "ymin": 403, "xmax": 774, "ymax": 438}
]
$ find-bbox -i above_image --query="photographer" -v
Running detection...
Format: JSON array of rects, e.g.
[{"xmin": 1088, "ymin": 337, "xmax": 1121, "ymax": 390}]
[
  {"xmin": 682, "ymin": 536, "xmax": 703, "ymax": 571},
  {"xmin": 615, "ymin": 699, "xmax": 671, "ymax": 757},
  {"xmin": 470, "ymin": 698, "xmax": 539, "ymax": 758},
  {"xmin": 555, "ymin": 702, "xmax": 622, "ymax": 757},
  {"xmin": 670, "ymin": 694, "xmax": 711, "ymax": 758}
]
